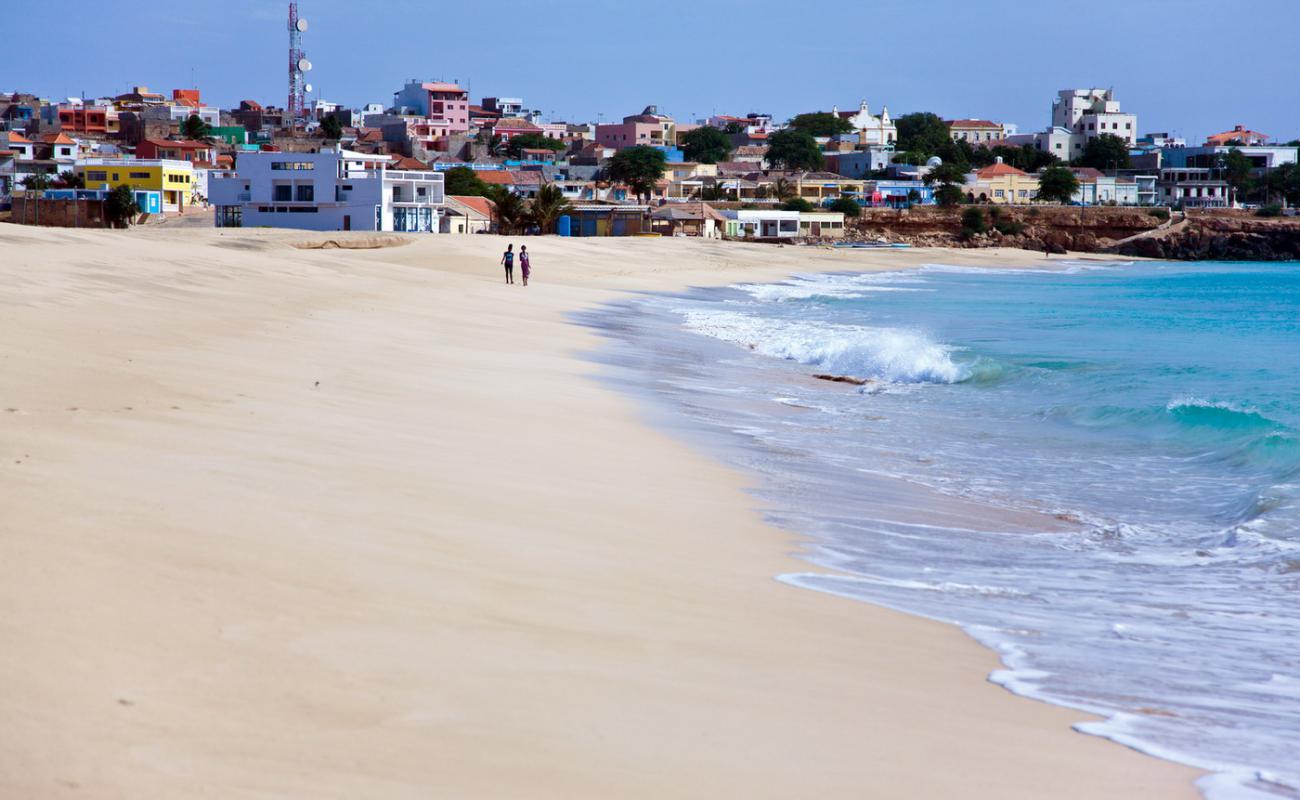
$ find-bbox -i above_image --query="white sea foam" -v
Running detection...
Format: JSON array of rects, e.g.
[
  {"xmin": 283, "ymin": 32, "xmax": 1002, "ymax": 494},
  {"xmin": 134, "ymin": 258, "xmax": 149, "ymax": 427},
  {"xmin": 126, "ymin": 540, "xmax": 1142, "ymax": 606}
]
[
  {"xmin": 733, "ymin": 272, "xmax": 924, "ymax": 302},
  {"xmin": 680, "ymin": 309, "xmax": 970, "ymax": 384}
]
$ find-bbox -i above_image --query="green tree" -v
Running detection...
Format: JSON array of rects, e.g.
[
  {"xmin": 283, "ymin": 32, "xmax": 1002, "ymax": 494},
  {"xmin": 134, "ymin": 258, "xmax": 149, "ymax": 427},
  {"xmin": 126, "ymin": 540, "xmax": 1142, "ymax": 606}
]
[
  {"xmin": 56, "ymin": 170, "xmax": 85, "ymax": 189},
  {"xmin": 829, "ymin": 197, "xmax": 861, "ymax": 217},
  {"xmin": 605, "ymin": 145, "xmax": 668, "ymax": 203},
  {"xmin": 787, "ymin": 112, "xmax": 852, "ymax": 137},
  {"xmin": 319, "ymin": 115, "xmax": 343, "ymax": 140},
  {"xmin": 528, "ymin": 183, "xmax": 573, "ymax": 233},
  {"xmin": 896, "ymin": 112, "xmax": 951, "ymax": 158},
  {"xmin": 935, "ymin": 184, "xmax": 966, "ymax": 207},
  {"xmin": 960, "ymin": 206, "xmax": 988, "ymax": 239},
  {"xmin": 782, "ymin": 197, "xmax": 814, "ymax": 212},
  {"xmin": 765, "ymin": 129, "xmax": 823, "ymax": 171},
  {"xmin": 1037, "ymin": 165, "xmax": 1080, "ymax": 204},
  {"xmin": 443, "ymin": 166, "xmax": 490, "ymax": 197},
  {"xmin": 182, "ymin": 114, "xmax": 211, "ymax": 140},
  {"xmin": 104, "ymin": 184, "xmax": 139, "ymax": 227},
  {"xmin": 723, "ymin": 121, "xmax": 745, "ymax": 135},
  {"xmin": 679, "ymin": 126, "xmax": 732, "ymax": 164},
  {"xmin": 1263, "ymin": 163, "xmax": 1300, "ymax": 206},
  {"xmin": 1076, "ymin": 134, "xmax": 1132, "ymax": 170},
  {"xmin": 925, "ymin": 161, "xmax": 968, "ymax": 208},
  {"xmin": 21, "ymin": 173, "xmax": 52, "ymax": 192},
  {"xmin": 487, "ymin": 186, "xmax": 526, "ymax": 233},
  {"xmin": 505, "ymin": 133, "xmax": 566, "ymax": 159},
  {"xmin": 771, "ymin": 177, "xmax": 796, "ymax": 201},
  {"xmin": 1220, "ymin": 148, "xmax": 1255, "ymax": 202}
]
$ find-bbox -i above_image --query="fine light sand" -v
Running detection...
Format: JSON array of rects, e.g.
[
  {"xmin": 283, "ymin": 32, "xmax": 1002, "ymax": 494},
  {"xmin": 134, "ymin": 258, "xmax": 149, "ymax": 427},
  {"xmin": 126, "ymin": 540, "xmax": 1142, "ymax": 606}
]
[{"xmin": 0, "ymin": 224, "xmax": 1202, "ymax": 798}]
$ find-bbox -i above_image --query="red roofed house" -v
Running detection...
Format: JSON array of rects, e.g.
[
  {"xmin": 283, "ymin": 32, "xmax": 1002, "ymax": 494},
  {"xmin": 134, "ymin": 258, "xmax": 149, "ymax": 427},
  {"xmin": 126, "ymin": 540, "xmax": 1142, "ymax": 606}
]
[
  {"xmin": 136, "ymin": 139, "xmax": 216, "ymax": 164},
  {"xmin": 36, "ymin": 133, "xmax": 80, "ymax": 167},
  {"xmin": 966, "ymin": 157, "xmax": 1040, "ymax": 204},
  {"xmin": 2, "ymin": 131, "xmax": 36, "ymax": 160},
  {"xmin": 442, "ymin": 194, "xmax": 495, "ymax": 234},
  {"xmin": 1206, "ymin": 125, "xmax": 1270, "ymax": 147},
  {"xmin": 491, "ymin": 117, "xmax": 544, "ymax": 142}
]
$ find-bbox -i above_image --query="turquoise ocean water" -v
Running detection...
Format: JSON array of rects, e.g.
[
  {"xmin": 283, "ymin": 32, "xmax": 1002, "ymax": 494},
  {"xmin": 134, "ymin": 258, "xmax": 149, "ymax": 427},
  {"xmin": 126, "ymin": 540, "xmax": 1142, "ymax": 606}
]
[{"xmin": 583, "ymin": 261, "xmax": 1300, "ymax": 799}]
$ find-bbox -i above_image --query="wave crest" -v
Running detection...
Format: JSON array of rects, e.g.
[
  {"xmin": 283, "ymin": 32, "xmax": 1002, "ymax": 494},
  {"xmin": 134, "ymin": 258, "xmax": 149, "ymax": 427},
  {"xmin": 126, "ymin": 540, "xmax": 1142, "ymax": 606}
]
[{"xmin": 681, "ymin": 309, "xmax": 975, "ymax": 384}]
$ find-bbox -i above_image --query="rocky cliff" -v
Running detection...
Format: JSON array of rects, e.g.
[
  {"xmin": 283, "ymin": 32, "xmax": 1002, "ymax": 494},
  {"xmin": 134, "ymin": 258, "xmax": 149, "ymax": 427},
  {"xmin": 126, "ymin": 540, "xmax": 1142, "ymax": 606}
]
[{"xmin": 846, "ymin": 207, "xmax": 1300, "ymax": 260}]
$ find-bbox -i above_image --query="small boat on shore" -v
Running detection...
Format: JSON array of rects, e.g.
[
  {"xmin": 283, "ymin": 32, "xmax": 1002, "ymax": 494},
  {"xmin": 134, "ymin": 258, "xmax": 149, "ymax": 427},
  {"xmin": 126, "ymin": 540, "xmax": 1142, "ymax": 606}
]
[{"xmin": 833, "ymin": 241, "xmax": 913, "ymax": 249}]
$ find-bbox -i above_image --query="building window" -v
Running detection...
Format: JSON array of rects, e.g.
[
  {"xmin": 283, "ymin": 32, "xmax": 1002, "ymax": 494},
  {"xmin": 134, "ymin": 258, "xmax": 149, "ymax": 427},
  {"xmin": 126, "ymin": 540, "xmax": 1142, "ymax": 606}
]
[
  {"xmin": 129, "ymin": 171, "xmax": 150, "ymax": 179},
  {"xmin": 87, "ymin": 170, "xmax": 107, "ymax": 181},
  {"xmin": 273, "ymin": 185, "xmax": 292, "ymax": 201},
  {"xmin": 296, "ymin": 184, "xmax": 314, "ymax": 202},
  {"xmin": 271, "ymin": 161, "xmax": 315, "ymax": 171}
]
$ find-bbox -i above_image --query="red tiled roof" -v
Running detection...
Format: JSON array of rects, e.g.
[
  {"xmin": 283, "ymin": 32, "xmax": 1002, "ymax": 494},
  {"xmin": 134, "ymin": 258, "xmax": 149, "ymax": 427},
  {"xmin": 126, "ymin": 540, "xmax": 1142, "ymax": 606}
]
[
  {"xmin": 5, "ymin": 132, "xmax": 32, "ymax": 144},
  {"xmin": 448, "ymin": 195, "xmax": 495, "ymax": 217},
  {"xmin": 390, "ymin": 156, "xmax": 429, "ymax": 170},
  {"xmin": 1068, "ymin": 167, "xmax": 1106, "ymax": 180},
  {"xmin": 975, "ymin": 162, "xmax": 1028, "ymax": 178},
  {"xmin": 477, "ymin": 170, "xmax": 515, "ymax": 184},
  {"xmin": 41, "ymin": 133, "xmax": 77, "ymax": 145},
  {"xmin": 1206, "ymin": 125, "xmax": 1268, "ymax": 144},
  {"xmin": 422, "ymin": 82, "xmax": 465, "ymax": 93},
  {"xmin": 946, "ymin": 119, "xmax": 1002, "ymax": 128},
  {"xmin": 493, "ymin": 118, "xmax": 542, "ymax": 131}
]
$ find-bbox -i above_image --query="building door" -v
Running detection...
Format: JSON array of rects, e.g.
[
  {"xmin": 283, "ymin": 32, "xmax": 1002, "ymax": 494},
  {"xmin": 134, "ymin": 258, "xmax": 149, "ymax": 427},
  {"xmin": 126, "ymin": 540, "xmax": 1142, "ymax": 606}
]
[
  {"xmin": 811, "ymin": 222, "xmax": 822, "ymax": 236},
  {"xmin": 343, "ymin": 215, "xmax": 351, "ymax": 231}
]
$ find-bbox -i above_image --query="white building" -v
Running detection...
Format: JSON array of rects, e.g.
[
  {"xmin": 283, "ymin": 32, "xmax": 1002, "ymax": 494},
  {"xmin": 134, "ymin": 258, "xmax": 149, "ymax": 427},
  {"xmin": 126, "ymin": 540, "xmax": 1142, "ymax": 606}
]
[
  {"xmin": 1157, "ymin": 168, "xmax": 1230, "ymax": 209},
  {"xmin": 835, "ymin": 100, "xmax": 896, "ymax": 147},
  {"xmin": 722, "ymin": 209, "xmax": 801, "ymax": 239},
  {"xmin": 168, "ymin": 104, "xmax": 221, "ymax": 128},
  {"xmin": 1052, "ymin": 88, "xmax": 1137, "ymax": 146},
  {"xmin": 1007, "ymin": 88, "xmax": 1138, "ymax": 161},
  {"xmin": 209, "ymin": 148, "xmax": 445, "ymax": 232}
]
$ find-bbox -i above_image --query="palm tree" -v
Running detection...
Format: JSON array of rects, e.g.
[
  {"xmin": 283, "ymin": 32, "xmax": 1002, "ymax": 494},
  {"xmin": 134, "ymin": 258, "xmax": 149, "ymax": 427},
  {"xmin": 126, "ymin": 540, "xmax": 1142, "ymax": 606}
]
[
  {"xmin": 772, "ymin": 177, "xmax": 795, "ymax": 201},
  {"xmin": 489, "ymin": 186, "xmax": 526, "ymax": 234},
  {"xmin": 529, "ymin": 183, "xmax": 572, "ymax": 234},
  {"xmin": 57, "ymin": 170, "xmax": 85, "ymax": 189}
]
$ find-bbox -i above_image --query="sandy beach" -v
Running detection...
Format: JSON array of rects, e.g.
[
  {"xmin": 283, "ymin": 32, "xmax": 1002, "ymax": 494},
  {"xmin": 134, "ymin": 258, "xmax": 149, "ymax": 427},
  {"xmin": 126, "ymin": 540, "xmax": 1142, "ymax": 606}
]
[{"xmin": 0, "ymin": 224, "xmax": 1202, "ymax": 798}]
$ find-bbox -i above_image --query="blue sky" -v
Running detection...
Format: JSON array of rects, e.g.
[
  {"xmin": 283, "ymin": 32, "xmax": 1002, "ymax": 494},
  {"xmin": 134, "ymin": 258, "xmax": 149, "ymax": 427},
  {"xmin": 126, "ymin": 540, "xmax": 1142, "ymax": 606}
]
[{"xmin": 3, "ymin": 0, "xmax": 1297, "ymax": 143}]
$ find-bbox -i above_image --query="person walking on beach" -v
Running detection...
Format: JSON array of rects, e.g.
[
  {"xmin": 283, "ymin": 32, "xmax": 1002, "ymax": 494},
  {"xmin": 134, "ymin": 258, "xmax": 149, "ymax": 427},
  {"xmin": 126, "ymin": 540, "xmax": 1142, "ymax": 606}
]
[
  {"xmin": 501, "ymin": 243, "xmax": 515, "ymax": 284},
  {"xmin": 519, "ymin": 245, "xmax": 531, "ymax": 287}
]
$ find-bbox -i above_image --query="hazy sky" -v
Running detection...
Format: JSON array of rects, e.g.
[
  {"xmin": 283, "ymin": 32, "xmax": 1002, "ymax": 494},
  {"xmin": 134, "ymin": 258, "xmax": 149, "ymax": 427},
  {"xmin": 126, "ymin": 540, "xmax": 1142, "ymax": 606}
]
[{"xmin": 3, "ymin": 0, "xmax": 1297, "ymax": 144}]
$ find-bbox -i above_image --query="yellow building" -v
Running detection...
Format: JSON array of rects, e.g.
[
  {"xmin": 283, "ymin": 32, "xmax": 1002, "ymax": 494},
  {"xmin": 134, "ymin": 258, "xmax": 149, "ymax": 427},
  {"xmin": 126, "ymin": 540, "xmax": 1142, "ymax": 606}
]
[
  {"xmin": 966, "ymin": 160, "xmax": 1039, "ymax": 204},
  {"xmin": 788, "ymin": 171, "xmax": 866, "ymax": 204},
  {"xmin": 77, "ymin": 158, "xmax": 196, "ymax": 212}
]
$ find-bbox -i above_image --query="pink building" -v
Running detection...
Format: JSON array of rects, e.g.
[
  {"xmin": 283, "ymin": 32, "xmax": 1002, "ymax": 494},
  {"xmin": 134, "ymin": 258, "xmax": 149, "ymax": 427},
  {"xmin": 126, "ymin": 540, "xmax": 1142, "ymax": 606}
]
[
  {"xmin": 394, "ymin": 80, "xmax": 470, "ymax": 134},
  {"xmin": 595, "ymin": 106, "xmax": 675, "ymax": 150}
]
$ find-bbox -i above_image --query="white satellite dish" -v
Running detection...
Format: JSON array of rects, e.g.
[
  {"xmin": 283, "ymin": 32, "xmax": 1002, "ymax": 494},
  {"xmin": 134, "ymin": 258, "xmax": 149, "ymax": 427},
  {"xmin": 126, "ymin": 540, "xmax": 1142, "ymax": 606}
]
[
  {"xmin": 296, "ymin": 18, "xmax": 309, "ymax": 32},
  {"xmin": 304, "ymin": 84, "xmax": 314, "ymax": 94},
  {"xmin": 298, "ymin": 58, "xmax": 312, "ymax": 72}
]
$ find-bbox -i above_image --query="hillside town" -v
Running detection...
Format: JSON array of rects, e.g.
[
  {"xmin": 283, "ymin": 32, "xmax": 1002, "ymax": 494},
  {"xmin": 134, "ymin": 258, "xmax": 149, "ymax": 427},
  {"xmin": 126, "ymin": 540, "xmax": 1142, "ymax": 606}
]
[{"xmin": 3, "ymin": 7, "xmax": 1298, "ymax": 244}]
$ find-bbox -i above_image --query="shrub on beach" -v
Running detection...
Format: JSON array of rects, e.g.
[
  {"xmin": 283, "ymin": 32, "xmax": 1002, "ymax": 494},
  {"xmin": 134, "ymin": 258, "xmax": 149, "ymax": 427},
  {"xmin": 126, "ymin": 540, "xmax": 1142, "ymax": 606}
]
[
  {"xmin": 829, "ymin": 197, "xmax": 862, "ymax": 217},
  {"xmin": 961, "ymin": 206, "xmax": 988, "ymax": 234},
  {"xmin": 1256, "ymin": 204, "xmax": 1283, "ymax": 218},
  {"xmin": 1148, "ymin": 208, "xmax": 1171, "ymax": 221}
]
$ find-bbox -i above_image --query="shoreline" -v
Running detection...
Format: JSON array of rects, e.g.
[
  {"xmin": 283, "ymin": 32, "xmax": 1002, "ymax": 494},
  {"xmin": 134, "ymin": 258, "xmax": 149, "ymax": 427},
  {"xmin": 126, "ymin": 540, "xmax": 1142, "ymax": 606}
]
[{"xmin": 0, "ymin": 225, "xmax": 1202, "ymax": 798}]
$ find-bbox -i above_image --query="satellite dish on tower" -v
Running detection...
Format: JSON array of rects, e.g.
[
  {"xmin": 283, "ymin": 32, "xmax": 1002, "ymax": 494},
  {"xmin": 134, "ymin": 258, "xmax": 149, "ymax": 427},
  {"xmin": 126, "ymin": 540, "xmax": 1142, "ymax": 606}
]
[
  {"xmin": 304, "ymin": 84, "xmax": 314, "ymax": 94},
  {"xmin": 297, "ymin": 18, "xmax": 309, "ymax": 32},
  {"xmin": 298, "ymin": 58, "xmax": 313, "ymax": 72}
]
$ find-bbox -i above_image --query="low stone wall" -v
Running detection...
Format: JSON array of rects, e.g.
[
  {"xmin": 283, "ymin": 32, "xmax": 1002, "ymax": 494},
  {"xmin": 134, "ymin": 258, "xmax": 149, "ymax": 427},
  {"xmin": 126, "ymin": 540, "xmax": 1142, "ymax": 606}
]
[{"xmin": 10, "ymin": 197, "xmax": 113, "ymax": 228}]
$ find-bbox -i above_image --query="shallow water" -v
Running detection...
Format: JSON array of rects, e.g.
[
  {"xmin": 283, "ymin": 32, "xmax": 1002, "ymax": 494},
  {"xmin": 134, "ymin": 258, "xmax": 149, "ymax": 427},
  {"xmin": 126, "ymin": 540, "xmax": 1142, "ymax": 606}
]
[{"xmin": 580, "ymin": 260, "xmax": 1300, "ymax": 799}]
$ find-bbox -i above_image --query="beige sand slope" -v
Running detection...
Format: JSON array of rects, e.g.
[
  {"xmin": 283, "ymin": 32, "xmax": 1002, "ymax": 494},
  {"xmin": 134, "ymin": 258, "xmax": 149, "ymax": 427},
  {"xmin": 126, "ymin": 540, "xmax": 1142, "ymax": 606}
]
[{"xmin": 0, "ymin": 225, "xmax": 1201, "ymax": 798}]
